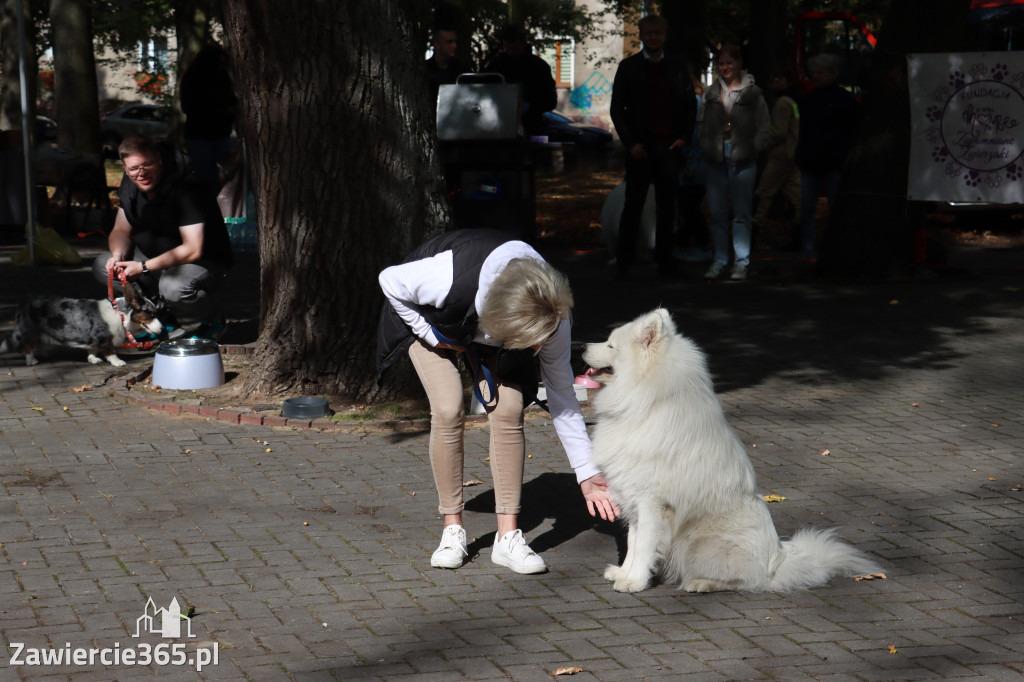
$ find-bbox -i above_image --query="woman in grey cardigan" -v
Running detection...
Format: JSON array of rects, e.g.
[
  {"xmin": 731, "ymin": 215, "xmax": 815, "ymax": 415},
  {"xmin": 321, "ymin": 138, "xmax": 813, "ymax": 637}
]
[{"xmin": 699, "ymin": 45, "xmax": 770, "ymax": 281}]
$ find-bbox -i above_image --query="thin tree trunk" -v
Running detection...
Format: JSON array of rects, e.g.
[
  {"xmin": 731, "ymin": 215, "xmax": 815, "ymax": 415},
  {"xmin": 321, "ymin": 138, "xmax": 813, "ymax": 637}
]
[
  {"xmin": 221, "ymin": 0, "xmax": 448, "ymax": 401},
  {"xmin": 50, "ymin": 0, "xmax": 99, "ymax": 155}
]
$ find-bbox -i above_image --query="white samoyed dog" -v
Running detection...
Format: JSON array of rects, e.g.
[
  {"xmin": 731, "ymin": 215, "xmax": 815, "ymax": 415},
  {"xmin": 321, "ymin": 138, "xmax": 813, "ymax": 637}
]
[{"xmin": 583, "ymin": 308, "xmax": 881, "ymax": 593}]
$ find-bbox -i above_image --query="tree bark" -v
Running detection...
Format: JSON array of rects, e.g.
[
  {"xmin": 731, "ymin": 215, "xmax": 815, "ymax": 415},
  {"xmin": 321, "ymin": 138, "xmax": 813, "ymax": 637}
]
[
  {"xmin": 221, "ymin": 0, "xmax": 448, "ymax": 401},
  {"xmin": 49, "ymin": 0, "xmax": 99, "ymax": 155},
  {"xmin": 818, "ymin": 0, "xmax": 971, "ymax": 277}
]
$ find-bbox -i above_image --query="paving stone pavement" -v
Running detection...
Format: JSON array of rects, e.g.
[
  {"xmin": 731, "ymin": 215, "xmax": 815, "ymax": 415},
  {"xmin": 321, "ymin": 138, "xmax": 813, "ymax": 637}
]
[{"xmin": 1, "ymin": 234, "xmax": 1023, "ymax": 680}]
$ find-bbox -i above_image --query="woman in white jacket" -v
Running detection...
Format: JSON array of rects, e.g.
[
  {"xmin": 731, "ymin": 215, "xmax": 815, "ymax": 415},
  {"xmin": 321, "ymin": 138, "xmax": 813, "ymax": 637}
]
[{"xmin": 698, "ymin": 45, "xmax": 771, "ymax": 281}]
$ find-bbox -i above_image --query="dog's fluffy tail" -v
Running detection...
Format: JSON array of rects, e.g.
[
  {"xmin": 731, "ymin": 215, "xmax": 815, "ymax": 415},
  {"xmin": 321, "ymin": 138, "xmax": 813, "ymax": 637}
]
[{"xmin": 769, "ymin": 528, "xmax": 881, "ymax": 592}]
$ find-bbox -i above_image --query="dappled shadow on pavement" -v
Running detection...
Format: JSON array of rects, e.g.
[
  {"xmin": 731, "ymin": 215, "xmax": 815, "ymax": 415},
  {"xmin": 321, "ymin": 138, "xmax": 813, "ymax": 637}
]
[{"xmin": 548, "ymin": 249, "xmax": 1024, "ymax": 396}]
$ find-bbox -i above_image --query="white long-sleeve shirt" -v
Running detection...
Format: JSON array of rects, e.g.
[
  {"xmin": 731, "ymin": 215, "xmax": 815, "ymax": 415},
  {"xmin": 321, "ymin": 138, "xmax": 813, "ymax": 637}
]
[{"xmin": 379, "ymin": 240, "xmax": 600, "ymax": 482}]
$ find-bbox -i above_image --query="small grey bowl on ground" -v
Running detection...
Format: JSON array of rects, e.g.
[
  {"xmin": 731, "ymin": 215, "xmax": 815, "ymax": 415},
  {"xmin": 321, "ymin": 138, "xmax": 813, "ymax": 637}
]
[{"xmin": 282, "ymin": 397, "xmax": 330, "ymax": 419}]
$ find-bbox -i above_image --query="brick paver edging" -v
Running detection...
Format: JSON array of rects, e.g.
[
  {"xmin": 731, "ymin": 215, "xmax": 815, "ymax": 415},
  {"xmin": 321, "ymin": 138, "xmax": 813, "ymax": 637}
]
[{"xmin": 110, "ymin": 343, "xmax": 499, "ymax": 432}]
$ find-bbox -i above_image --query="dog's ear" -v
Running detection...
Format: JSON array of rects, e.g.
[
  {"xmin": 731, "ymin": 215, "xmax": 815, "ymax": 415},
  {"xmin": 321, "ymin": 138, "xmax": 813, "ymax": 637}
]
[
  {"xmin": 639, "ymin": 310, "xmax": 667, "ymax": 351},
  {"xmin": 121, "ymin": 280, "xmax": 141, "ymax": 309}
]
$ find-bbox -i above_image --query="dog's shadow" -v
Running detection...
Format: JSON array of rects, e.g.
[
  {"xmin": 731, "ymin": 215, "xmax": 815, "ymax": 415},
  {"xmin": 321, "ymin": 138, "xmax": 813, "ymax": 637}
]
[{"xmin": 463, "ymin": 472, "xmax": 623, "ymax": 560}]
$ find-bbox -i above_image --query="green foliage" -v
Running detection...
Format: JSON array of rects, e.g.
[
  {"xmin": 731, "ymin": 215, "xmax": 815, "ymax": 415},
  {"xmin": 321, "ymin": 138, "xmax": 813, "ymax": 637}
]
[{"xmin": 412, "ymin": 0, "xmax": 612, "ymax": 70}]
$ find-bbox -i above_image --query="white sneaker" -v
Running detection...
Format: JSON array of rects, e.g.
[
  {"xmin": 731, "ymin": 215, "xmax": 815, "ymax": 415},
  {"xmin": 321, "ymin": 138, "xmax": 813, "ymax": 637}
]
[
  {"xmin": 730, "ymin": 263, "xmax": 748, "ymax": 280},
  {"xmin": 704, "ymin": 262, "xmax": 726, "ymax": 279},
  {"xmin": 491, "ymin": 529, "xmax": 547, "ymax": 574},
  {"xmin": 430, "ymin": 524, "xmax": 468, "ymax": 569}
]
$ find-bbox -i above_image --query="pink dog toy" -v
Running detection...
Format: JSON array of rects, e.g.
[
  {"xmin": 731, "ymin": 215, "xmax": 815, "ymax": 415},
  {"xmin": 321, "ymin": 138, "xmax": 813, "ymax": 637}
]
[{"xmin": 574, "ymin": 368, "xmax": 602, "ymax": 389}]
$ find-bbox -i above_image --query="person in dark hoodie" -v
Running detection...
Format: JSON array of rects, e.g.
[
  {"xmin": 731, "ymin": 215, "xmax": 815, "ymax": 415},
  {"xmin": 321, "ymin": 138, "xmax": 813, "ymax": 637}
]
[
  {"xmin": 794, "ymin": 53, "xmax": 859, "ymax": 258},
  {"xmin": 180, "ymin": 43, "xmax": 238, "ymax": 193}
]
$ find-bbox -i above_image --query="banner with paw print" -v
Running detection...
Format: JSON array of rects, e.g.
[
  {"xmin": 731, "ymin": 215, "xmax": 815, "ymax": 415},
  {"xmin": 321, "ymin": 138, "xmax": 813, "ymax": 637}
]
[{"xmin": 908, "ymin": 52, "xmax": 1024, "ymax": 203}]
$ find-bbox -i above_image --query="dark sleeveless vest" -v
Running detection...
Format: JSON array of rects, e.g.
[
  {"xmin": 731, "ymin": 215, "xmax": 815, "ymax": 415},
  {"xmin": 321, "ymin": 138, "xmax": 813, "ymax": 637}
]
[{"xmin": 376, "ymin": 229, "xmax": 515, "ymax": 380}]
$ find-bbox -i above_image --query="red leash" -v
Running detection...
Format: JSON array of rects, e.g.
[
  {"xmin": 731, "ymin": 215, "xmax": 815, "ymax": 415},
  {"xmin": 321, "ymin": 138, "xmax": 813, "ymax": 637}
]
[{"xmin": 107, "ymin": 267, "xmax": 155, "ymax": 350}]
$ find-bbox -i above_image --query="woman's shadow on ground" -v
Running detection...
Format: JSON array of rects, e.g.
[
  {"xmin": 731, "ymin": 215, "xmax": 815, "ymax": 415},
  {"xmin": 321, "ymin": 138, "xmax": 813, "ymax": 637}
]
[{"xmin": 463, "ymin": 471, "xmax": 625, "ymax": 561}]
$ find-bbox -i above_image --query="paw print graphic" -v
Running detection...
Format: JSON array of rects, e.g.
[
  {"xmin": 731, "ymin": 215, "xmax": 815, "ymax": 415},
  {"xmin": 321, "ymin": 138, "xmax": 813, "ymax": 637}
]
[
  {"xmin": 926, "ymin": 105, "xmax": 942, "ymax": 122},
  {"xmin": 969, "ymin": 63, "xmax": 988, "ymax": 80},
  {"xmin": 986, "ymin": 174, "xmax": 1003, "ymax": 189},
  {"xmin": 964, "ymin": 170, "xmax": 980, "ymax": 188},
  {"xmin": 992, "ymin": 63, "xmax": 1008, "ymax": 81},
  {"xmin": 949, "ymin": 70, "xmax": 966, "ymax": 88},
  {"xmin": 1013, "ymin": 72, "xmax": 1024, "ymax": 90},
  {"xmin": 931, "ymin": 146, "xmax": 950, "ymax": 162},
  {"xmin": 932, "ymin": 86, "xmax": 951, "ymax": 101},
  {"xmin": 1006, "ymin": 164, "xmax": 1022, "ymax": 182},
  {"xmin": 945, "ymin": 162, "xmax": 962, "ymax": 179}
]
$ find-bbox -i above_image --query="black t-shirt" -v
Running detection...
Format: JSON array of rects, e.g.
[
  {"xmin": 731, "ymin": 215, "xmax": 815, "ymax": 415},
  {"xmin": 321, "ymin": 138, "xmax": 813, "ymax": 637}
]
[{"xmin": 118, "ymin": 164, "xmax": 233, "ymax": 268}]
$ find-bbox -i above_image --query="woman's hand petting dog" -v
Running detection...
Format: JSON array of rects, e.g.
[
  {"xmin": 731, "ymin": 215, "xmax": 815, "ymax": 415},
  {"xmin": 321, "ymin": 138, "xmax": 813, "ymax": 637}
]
[{"xmin": 581, "ymin": 473, "xmax": 620, "ymax": 521}]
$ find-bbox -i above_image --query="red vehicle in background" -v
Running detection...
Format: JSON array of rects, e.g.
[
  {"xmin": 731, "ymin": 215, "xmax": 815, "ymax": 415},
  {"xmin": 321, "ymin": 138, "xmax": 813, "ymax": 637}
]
[
  {"xmin": 793, "ymin": 11, "xmax": 876, "ymax": 94},
  {"xmin": 792, "ymin": 1, "xmax": 1023, "ymax": 94},
  {"xmin": 966, "ymin": 0, "xmax": 1024, "ymax": 50}
]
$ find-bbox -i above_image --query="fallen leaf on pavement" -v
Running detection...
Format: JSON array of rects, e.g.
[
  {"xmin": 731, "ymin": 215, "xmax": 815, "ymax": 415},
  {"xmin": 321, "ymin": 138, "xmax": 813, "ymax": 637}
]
[
  {"xmin": 72, "ymin": 385, "xmax": 91, "ymax": 392},
  {"xmin": 854, "ymin": 572, "xmax": 888, "ymax": 581},
  {"xmin": 818, "ymin": 449, "xmax": 830, "ymax": 456},
  {"xmin": 553, "ymin": 667, "xmax": 583, "ymax": 676},
  {"xmin": 888, "ymin": 645, "xmax": 898, "ymax": 655},
  {"xmin": 462, "ymin": 479, "xmax": 484, "ymax": 487},
  {"xmin": 1010, "ymin": 484, "xmax": 1022, "ymax": 491},
  {"xmin": 30, "ymin": 407, "xmax": 43, "ymax": 411},
  {"xmin": 763, "ymin": 494, "xmax": 787, "ymax": 503}
]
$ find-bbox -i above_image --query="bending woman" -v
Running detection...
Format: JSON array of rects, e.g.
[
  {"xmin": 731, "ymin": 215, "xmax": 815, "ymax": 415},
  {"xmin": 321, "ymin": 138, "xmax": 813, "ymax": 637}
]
[{"xmin": 377, "ymin": 229, "xmax": 619, "ymax": 574}]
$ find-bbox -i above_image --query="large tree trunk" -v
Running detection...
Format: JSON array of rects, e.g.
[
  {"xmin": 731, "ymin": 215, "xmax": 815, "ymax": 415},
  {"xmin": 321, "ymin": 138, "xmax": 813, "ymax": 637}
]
[
  {"xmin": 221, "ymin": 0, "xmax": 448, "ymax": 401},
  {"xmin": 49, "ymin": 0, "xmax": 99, "ymax": 155},
  {"xmin": 0, "ymin": 0, "xmax": 36, "ymax": 134},
  {"xmin": 818, "ymin": 0, "xmax": 971, "ymax": 277}
]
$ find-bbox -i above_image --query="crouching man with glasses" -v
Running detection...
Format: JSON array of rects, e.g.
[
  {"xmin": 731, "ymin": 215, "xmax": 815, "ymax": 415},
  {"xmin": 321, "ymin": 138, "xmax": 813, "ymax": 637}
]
[{"xmin": 92, "ymin": 134, "xmax": 234, "ymax": 341}]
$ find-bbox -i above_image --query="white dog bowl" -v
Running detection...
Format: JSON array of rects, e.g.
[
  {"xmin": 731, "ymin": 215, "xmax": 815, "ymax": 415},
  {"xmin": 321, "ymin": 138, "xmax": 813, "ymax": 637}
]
[{"xmin": 152, "ymin": 338, "xmax": 224, "ymax": 390}]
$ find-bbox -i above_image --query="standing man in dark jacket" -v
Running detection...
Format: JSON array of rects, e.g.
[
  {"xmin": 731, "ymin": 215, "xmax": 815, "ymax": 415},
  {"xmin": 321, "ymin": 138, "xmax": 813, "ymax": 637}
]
[
  {"xmin": 486, "ymin": 25, "xmax": 558, "ymax": 136},
  {"xmin": 610, "ymin": 14, "xmax": 697, "ymax": 279}
]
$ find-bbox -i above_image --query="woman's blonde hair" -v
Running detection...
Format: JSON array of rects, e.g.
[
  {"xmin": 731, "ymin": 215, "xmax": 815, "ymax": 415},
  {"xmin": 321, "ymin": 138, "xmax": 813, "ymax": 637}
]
[{"xmin": 478, "ymin": 258, "xmax": 573, "ymax": 349}]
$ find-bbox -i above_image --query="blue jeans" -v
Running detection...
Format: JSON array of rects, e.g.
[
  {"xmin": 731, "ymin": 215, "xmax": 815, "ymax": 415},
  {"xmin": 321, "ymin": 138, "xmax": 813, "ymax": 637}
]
[
  {"xmin": 799, "ymin": 170, "xmax": 842, "ymax": 253},
  {"xmin": 705, "ymin": 159, "xmax": 756, "ymax": 267}
]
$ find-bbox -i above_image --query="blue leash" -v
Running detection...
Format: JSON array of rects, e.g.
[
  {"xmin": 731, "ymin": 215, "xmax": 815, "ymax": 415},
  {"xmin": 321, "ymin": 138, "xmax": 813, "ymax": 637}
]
[{"xmin": 431, "ymin": 327, "xmax": 497, "ymax": 407}]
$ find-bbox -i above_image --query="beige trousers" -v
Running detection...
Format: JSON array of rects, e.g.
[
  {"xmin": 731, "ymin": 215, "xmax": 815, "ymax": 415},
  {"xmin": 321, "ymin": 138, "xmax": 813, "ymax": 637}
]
[
  {"xmin": 408, "ymin": 339, "xmax": 525, "ymax": 515},
  {"xmin": 754, "ymin": 157, "xmax": 801, "ymax": 223}
]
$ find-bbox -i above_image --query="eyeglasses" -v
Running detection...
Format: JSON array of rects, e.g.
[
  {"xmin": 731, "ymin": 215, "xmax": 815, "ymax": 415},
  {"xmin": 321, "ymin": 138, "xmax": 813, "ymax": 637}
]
[{"xmin": 125, "ymin": 161, "xmax": 156, "ymax": 178}]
